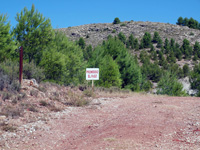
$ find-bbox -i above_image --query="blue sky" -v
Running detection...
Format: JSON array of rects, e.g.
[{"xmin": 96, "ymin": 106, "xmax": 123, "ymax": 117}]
[{"xmin": 0, "ymin": 0, "xmax": 199, "ymax": 29}]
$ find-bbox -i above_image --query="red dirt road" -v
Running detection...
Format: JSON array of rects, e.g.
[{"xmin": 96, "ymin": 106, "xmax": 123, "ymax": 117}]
[{"xmin": 2, "ymin": 94, "xmax": 200, "ymax": 150}]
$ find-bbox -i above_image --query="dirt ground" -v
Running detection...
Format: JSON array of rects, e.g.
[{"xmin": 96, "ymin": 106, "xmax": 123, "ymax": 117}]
[{"xmin": 1, "ymin": 93, "xmax": 200, "ymax": 150}]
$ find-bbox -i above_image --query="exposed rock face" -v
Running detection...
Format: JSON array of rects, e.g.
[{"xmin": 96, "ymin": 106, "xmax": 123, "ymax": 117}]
[
  {"xmin": 179, "ymin": 77, "xmax": 198, "ymax": 96},
  {"xmin": 57, "ymin": 21, "xmax": 200, "ymax": 47}
]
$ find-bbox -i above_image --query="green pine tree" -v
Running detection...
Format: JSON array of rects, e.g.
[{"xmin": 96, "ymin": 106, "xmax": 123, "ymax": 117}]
[
  {"xmin": 157, "ymin": 71, "xmax": 186, "ymax": 96},
  {"xmin": 77, "ymin": 37, "xmax": 86, "ymax": 49},
  {"xmin": 128, "ymin": 34, "xmax": 134, "ymax": 49},
  {"xmin": 118, "ymin": 32, "xmax": 126, "ymax": 44},
  {"xmin": 113, "ymin": 17, "xmax": 121, "ymax": 24},
  {"xmin": 177, "ymin": 17, "xmax": 184, "ymax": 25},
  {"xmin": 152, "ymin": 31, "xmax": 161, "ymax": 43},
  {"xmin": 98, "ymin": 55, "xmax": 121, "ymax": 88},
  {"xmin": 14, "ymin": 4, "xmax": 54, "ymax": 64},
  {"xmin": 141, "ymin": 32, "xmax": 152, "ymax": 48},
  {"xmin": 0, "ymin": 14, "xmax": 16, "ymax": 62}
]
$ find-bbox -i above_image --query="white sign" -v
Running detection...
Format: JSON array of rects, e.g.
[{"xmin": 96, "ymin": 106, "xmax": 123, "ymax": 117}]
[{"xmin": 86, "ymin": 68, "xmax": 99, "ymax": 80}]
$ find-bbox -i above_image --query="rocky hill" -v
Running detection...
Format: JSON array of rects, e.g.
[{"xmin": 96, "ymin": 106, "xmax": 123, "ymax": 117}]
[{"xmin": 57, "ymin": 21, "xmax": 200, "ymax": 47}]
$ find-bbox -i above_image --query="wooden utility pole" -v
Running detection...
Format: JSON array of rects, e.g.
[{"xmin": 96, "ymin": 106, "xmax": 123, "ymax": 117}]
[{"xmin": 19, "ymin": 46, "xmax": 23, "ymax": 85}]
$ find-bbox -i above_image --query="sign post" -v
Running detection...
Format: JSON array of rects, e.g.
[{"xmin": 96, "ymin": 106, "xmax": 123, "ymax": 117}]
[
  {"xmin": 19, "ymin": 46, "xmax": 23, "ymax": 86},
  {"xmin": 86, "ymin": 68, "xmax": 99, "ymax": 91}
]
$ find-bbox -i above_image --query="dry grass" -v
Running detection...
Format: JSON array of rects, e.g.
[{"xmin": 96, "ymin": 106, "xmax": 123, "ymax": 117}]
[
  {"xmin": 2, "ymin": 124, "xmax": 17, "ymax": 132},
  {"xmin": 0, "ymin": 106, "xmax": 23, "ymax": 119},
  {"xmin": 94, "ymin": 87, "xmax": 140, "ymax": 98}
]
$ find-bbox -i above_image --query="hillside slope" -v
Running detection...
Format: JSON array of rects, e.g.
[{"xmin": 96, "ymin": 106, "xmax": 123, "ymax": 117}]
[{"xmin": 58, "ymin": 21, "xmax": 200, "ymax": 47}]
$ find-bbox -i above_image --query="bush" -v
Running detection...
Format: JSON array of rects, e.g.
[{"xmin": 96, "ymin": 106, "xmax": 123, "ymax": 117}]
[
  {"xmin": 0, "ymin": 60, "xmax": 20, "ymax": 92},
  {"xmin": 2, "ymin": 92, "xmax": 12, "ymax": 101},
  {"xmin": 65, "ymin": 90, "xmax": 90, "ymax": 107},
  {"xmin": 2, "ymin": 124, "xmax": 17, "ymax": 132},
  {"xmin": 120, "ymin": 23, "xmax": 126, "ymax": 26},
  {"xmin": 0, "ymin": 106, "xmax": 22, "ymax": 118},
  {"xmin": 183, "ymin": 64, "xmax": 189, "ymax": 77},
  {"xmin": 30, "ymin": 90, "xmax": 38, "ymax": 97},
  {"xmin": 23, "ymin": 61, "xmax": 45, "ymax": 83},
  {"xmin": 28, "ymin": 105, "xmax": 38, "ymax": 112},
  {"xmin": 0, "ymin": 60, "xmax": 43, "ymax": 92},
  {"xmin": 140, "ymin": 79, "xmax": 153, "ymax": 91},
  {"xmin": 112, "ymin": 29, "xmax": 116, "ymax": 33},
  {"xmin": 83, "ymin": 89, "xmax": 95, "ymax": 97},
  {"xmin": 39, "ymin": 100, "xmax": 48, "ymax": 106},
  {"xmin": 49, "ymin": 105, "xmax": 62, "ymax": 112}
]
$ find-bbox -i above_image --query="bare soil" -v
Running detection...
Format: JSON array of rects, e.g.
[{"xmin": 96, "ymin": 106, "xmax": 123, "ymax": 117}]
[{"xmin": 1, "ymin": 92, "xmax": 200, "ymax": 150}]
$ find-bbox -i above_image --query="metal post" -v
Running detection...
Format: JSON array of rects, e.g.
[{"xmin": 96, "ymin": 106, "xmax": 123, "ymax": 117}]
[{"xmin": 19, "ymin": 46, "xmax": 23, "ymax": 85}]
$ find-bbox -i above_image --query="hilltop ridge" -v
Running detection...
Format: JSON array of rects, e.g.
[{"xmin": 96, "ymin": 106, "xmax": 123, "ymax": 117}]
[{"xmin": 57, "ymin": 21, "xmax": 200, "ymax": 47}]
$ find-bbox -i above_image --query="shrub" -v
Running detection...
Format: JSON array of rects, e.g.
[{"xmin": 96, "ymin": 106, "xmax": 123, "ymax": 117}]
[
  {"xmin": 30, "ymin": 90, "xmax": 38, "ymax": 97},
  {"xmin": 0, "ymin": 106, "xmax": 22, "ymax": 118},
  {"xmin": 49, "ymin": 105, "xmax": 62, "ymax": 112},
  {"xmin": 120, "ymin": 23, "xmax": 126, "ymax": 26},
  {"xmin": 38, "ymin": 86, "xmax": 47, "ymax": 93},
  {"xmin": 23, "ymin": 61, "xmax": 45, "ymax": 83},
  {"xmin": 28, "ymin": 105, "xmax": 38, "ymax": 112},
  {"xmin": 0, "ymin": 60, "xmax": 20, "ymax": 92},
  {"xmin": 2, "ymin": 124, "xmax": 17, "ymax": 132},
  {"xmin": 83, "ymin": 89, "xmax": 95, "ymax": 97},
  {"xmin": 78, "ymin": 84, "xmax": 87, "ymax": 91},
  {"xmin": 112, "ymin": 29, "xmax": 116, "ymax": 33},
  {"xmin": 140, "ymin": 79, "xmax": 153, "ymax": 91},
  {"xmin": 190, "ymin": 32, "xmax": 194, "ymax": 36},
  {"xmin": 39, "ymin": 100, "xmax": 48, "ymax": 106},
  {"xmin": 2, "ymin": 92, "xmax": 12, "ymax": 101},
  {"xmin": 65, "ymin": 90, "xmax": 90, "ymax": 107}
]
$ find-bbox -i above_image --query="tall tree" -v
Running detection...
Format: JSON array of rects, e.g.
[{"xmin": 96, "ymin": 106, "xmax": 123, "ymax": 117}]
[
  {"xmin": 177, "ymin": 17, "xmax": 184, "ymax": 25},
  {"xmin": 188, "ymin": 17, "xmax": 199, "ymax": 29},
  {"xmin": 170, "ymin": 38, "xmax": 175, "ymax": 50},
  {"xmin": 0, "ymin": 14, "xmax": 16, "ymax": 62},
  {"xmin": 193, "ymin": 41, "xmax": 200, "ymax": 57},
  {"xmin": 39, "ymin": 49, "xmax": 67, "ymax": 83},
  {"xmin": 77, "ymin": 37, "xmax": 86, "ymax": 49},
  {"xmin": 113, "ymin": 17, "xmax": 121, "ymax": 24},
  {"xmin": 141, "ymin": 32, "xmax": 152, "ymax": 48},
  {"xmin": 53, "ymin": 31, "xmax": 86, "ymax": 85},
  {"xmin": 83, "ymin": 45, "xmax": 92, "ymax": 61},
  {"xmin": 14, "ymin": 4, "xmax": 54, "ymax": 64},
  {"xmin": 127, "ymin": 34, "xmax": 134, "ymax": 49},
  {"xmin": 156, "ymin": 38, "xmax": 163, "ymax": 48},
  {"xmin": 118, "ymin": 32, "xmax": 126, "ymax": 44},
  {"xmin": 90, "ymin": 37, "xmax": 142, "ymax": 91},
  {"xmin": 183, "ymin": 64, "xmax": 189, "ymax": 77},
  {"xmin": 152, "ymin": 31, "xmax": 160, "ymax": 43},
  {"xmin": 164, "ymin": 38, "xmax": 170, "ymax": 54},
  {"xmin": 134, "ymin": 38, "xmax": 139, "ymax": 50},
  {"xmin": 98, "ymin": 55, "xmax": 121, "ymax": 88},
  {"xmin": 157, "ymin": 71, "xmax": 185, "ymax": 96},
  {"xmin": 183, "ymin": 17, "xmax": 189, "ymax": 26}
]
